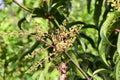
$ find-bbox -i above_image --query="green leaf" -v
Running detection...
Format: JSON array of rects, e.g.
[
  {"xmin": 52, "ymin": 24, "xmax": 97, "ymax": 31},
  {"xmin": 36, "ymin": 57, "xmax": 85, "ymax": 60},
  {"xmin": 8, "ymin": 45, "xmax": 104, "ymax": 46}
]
[
  {"xmin": 93, "ymin": 68, "xmax": 107, "ymax": 76},
  {"xmin": 113, "ymin": 51, "xmax": 119, "ymax": 63},
  {"xmin": 18, "ymin": 17, "xmax": 26, "ymax": 30},
  {"xmin": 115, "ymin": 57, "xmax": 120, "ymax": 80},
  {"xmin": 77, "ymin": 37, "xmax": 86, "ymax": 52},
  {"xmin": 51, "ymin": 0, "xmax": 71, "ymax": 11},
  {"xmin": 19, "ymin": 40, "xmax": 41, "ymax": 61},
  {"xmin": 67, "ymin": 51, "xmax": 85, "ymax": 79},
  {"xmin": 50, "ymin": 8, "xmax": 66, "ymax": 25},
  {"xmin": 66, "ymin": 21, "xmax": 97, "ymax": 30},
  {"xmin": 99, "ymin": 11, "xmax": 120, "ymax": 67},
  {"xmin": 87, "ymin": 0, "xmax": 91, "ymax": 13},
  {"xmin": 117, "ymin": 33, "xmax": 120, "ymax": 55},
  {"xmin": 66, "ymin": 21, "xmax": 85, "ymax": 28},
  {"xmin": 32, "ymin": 8, "xmax": 45, "ymax": 17},
  {"xmin": 93, "ymin": 0, "xmax": 103, "ymax": 26},
  {"xmin": 79, "ymin": 33, "xmax": 96, "ymax": 48},
  {"xmin": 100, "ymin": 11, "xmax": 120, "ymax": 46},
  {"xmin": 93, "ymin": 75, "xmax": 103, "ymax": 80},
  {"xmin": 26, "ymin": 14, "xmax": 32, "ymax": 22},
  {"xmin": 98, "ymin": 41, "xmax": 109, "ymax": 66},
  {"xmin": 87, "ymin": 68, "xmax": 93, "ymax": 77}
]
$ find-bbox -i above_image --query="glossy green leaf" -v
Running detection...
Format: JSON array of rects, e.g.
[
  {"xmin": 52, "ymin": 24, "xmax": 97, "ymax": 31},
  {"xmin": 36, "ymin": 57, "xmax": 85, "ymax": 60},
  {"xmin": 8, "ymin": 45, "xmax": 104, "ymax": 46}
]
[
  {"xmin": 99, "ymin": 11, "xmax": 120, "ymax": 67},
  {"xmin": 100, "ymin": 11, "xmax": 120, "ymax": 46},
  {"xmin": 93, "ymin": 68, "xmax": 107, "ymax": 76}
]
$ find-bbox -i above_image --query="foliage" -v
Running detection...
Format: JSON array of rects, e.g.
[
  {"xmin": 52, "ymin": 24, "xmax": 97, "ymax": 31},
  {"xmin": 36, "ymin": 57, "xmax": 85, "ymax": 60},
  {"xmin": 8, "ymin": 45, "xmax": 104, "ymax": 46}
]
[{"xmin": 0, "ymin": 0, "xmax": 120, "ymax": 80}]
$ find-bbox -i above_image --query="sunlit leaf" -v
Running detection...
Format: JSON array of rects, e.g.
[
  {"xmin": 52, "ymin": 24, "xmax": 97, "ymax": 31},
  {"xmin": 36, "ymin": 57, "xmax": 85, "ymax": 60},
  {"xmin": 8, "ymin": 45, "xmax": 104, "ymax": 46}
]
[
  {"xmin": 93, "ymin": 68, "xmax": 107, "ymax": 75},
  {"xmin": 77, "ymin": 37, "xmax": 86, "ymax": 52},
  {"xmin": 98, "ymin": 41, "xmax": 109, "ymax": 66},
  {"xmin": 99, "ymin": 11, "xmax": 120, "ymax": 67},
  {"xmin": 117, "ymin": 33, "xmax": 120, "ymax": 55},
  {"xmin": 115, "ymin": 57, "xmax": 120, "ymax": 80},
  {"xmin": 113, "ymin": 51, "xmax": 119, "ymax": 63},
  {"xmin": 93, "ymin": 75, "xmax": 103, "ymax": 80},
  {"xmin": 100, "ymin": 11, "xmax": 120, "ymax": 46}
]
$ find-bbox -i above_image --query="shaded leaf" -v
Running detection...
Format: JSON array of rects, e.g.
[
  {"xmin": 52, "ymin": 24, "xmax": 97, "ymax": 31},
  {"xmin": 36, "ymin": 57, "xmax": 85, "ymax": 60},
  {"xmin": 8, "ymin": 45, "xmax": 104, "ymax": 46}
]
[
  {"xmin": 87, "ymin": 0, "xmax": 91, "ymax": 13},
  {"xmin": 83, "ymin": 24, "xmax": 98, "ymax": 30},
  {"xmin": 67, "ymin": 51, "xmax": 85, "ymax": 79},
  {"xmin": 93, "ymin": 0, "xmax": 103, "ymax": 26},
  {"xmin": 117, "ymin": 33, "xmax": 120, "ymax": 55},
  {"xmin": 50, "ymin": 8, "xmax": 66, "ymax": 25},
  {"xmin": 99, "ymin": 1, "xmax": 111, "ymax": 27},
  {"xmin": 79, "ymin": 33, "xmax": 96, "ymax": 48},
  {"xmin": 32, "ymin": 8, "xmax": 45, "ymax": 17},
  {"xmin": 18, "ymin": 17, "xmax": 26, "ymax": 30},
  {"xmin": 66, "ymin": 21, "xmax": 85, "ymax": 29}
]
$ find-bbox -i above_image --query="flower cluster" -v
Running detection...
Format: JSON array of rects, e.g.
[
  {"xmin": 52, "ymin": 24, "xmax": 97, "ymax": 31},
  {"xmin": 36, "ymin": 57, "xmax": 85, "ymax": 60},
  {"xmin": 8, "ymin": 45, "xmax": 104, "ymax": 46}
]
[
  {"xmin": 107, "ymin": 0, "xmax": 120, "ymax": 11},
  {"xmin": 26, "ymin": 20, "xmax": 82, "ymax": 73},
  {"xmin": 52, "ymin": 25, "xmax": 80, "ymax": 53}
]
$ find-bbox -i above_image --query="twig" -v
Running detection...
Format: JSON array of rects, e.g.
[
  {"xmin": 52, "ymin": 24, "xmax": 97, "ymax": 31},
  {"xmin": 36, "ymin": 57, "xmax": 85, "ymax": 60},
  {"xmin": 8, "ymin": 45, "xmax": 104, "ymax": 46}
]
[
  {"xmin": 65, "ymin": 52, "xmax": 91, "ymax": 80},
  {"xmin": 12, "ymin": 0, "xmax": 32, "ymax": 13}
]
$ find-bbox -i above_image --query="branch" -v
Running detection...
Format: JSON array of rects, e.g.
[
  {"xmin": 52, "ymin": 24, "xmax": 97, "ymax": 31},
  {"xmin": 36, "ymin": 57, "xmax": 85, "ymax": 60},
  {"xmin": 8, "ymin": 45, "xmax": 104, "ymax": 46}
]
[
  {"xmin": 12, "ymin": 0, "xmax": 32, "ymax": 13},
  {"xmin": 65, "ymin": 52, "xmax": 91, "ymax": 80}
]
